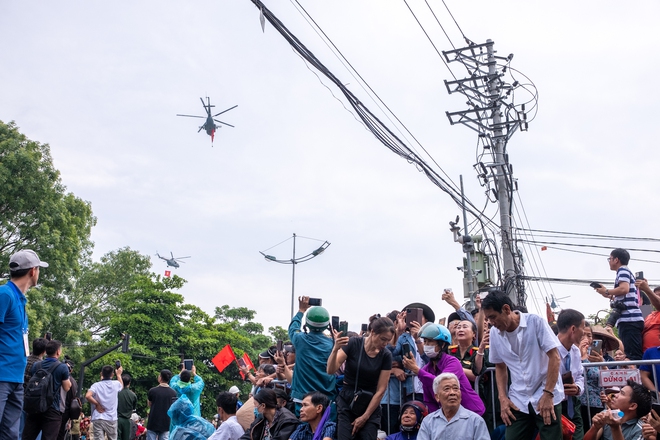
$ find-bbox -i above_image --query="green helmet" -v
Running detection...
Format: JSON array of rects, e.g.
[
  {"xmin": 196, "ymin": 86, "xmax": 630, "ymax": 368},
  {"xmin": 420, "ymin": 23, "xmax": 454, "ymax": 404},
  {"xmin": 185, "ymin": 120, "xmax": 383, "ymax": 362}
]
[{"xmin": 305, "ymin": 306, "xmax": 330, "ymax": 331}]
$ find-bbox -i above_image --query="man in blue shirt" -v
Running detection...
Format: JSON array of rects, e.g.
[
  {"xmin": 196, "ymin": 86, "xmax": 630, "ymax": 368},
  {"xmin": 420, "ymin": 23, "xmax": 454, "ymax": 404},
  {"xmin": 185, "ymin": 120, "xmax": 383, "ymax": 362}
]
[
  {"xmin": 288, "ymin": 297, "xmax": 336, "ymax": 415},
  {"xmin": 23, "ymin": 340, "xmax": 71, "ymax": 440},
  {"xmin": 0, "ymin": 249, "xmax": 48, "ymax": 440}
]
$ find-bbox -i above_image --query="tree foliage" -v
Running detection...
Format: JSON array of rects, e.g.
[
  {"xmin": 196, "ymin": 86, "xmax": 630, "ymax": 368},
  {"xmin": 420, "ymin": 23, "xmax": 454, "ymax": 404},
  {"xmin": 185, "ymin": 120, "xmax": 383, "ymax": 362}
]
[
  {"xmin": 0, "ymin": 120, "xmax": 96, "ymax": 289},
  {"xmin": 69, "ymin": 249, "xmax": 274, "ymax": 418}
]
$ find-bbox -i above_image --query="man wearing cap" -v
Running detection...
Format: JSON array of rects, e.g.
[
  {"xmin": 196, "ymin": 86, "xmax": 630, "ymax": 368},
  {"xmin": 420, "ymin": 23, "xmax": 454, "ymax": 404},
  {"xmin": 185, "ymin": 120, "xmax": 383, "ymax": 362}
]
[
  {"xmin": 228, "ymin": 386, "xmax": 243, "ymax": 410},
  {"xmin": 288, "ymin": 296, "xmax": 336, "ymax": 415},
  {"xmin": 0, "ymin": 249, "xmax": 48, "ymax": 440}
]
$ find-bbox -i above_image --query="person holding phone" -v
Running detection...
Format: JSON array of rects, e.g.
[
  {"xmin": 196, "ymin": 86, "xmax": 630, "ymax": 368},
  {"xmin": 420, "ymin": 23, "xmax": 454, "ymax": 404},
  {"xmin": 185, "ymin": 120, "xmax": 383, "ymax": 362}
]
[
  {"xmin": 327, "ymin": 315, "xmax": 393, "ymax": 440},
  {"xmin": 170, "ymin": 363, "xmax": 205, "ymax": 418},
  {"xmin": 593, "ymin": 248, "xmax": 644, "ymax": 361},
  {"xmin": 287, "ymin": 296, "xmax": 336, "ymax": 415},
  {"xmin": 557, "ymin": 309, "xmax": 586, "ymax": 440},
  {"xmin": 579, "ymin": 323, "xmax": 611, "ymax": 431}
]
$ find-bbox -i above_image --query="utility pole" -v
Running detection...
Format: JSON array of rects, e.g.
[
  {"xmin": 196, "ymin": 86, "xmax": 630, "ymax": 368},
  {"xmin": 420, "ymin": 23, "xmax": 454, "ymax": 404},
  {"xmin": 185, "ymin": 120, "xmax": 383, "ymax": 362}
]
[
  {"xmin": 443, "ymin": 40, "xmax": 528, "ymax": 306},
  {"xmin": 487, "ymin": 41, "xmax": 516, "ymax": 284}
]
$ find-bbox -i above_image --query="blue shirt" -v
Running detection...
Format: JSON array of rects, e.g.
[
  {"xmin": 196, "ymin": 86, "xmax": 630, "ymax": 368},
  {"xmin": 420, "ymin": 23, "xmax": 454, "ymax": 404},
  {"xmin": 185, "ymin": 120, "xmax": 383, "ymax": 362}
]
[
  {"xmin": 289, "ymin": 421, "xmax": 336, "ymax": 440},
  {"xmin": 170, "ymin": 374, "xmax": 205, "ymax": 416},
  {"xmin": 640, "ymin": 347, "xmax": 660, "ymax": 390},
  {"xmin": 0, "ymin": 281, "xmax": 28, "ymax": 383},
  {"xmin": 31, "ymin": 358, "xmax": 70, "ymax": 410},
  {"xmin": 288, "ymin": 312, "xmax": 336, "ymax": 401}
]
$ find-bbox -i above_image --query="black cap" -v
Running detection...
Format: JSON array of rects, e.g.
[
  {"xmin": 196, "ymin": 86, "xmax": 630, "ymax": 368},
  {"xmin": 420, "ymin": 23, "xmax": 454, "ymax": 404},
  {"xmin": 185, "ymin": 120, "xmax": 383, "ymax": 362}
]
[{"xmin": 447, "ymin": 312, "xmax": 461, "ymax": 324}]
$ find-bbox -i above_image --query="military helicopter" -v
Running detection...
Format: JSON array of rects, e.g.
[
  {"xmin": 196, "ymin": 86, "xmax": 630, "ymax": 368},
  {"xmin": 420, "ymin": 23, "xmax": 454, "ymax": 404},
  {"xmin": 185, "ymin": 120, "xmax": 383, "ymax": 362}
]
[
  {"xmin": 156, "ymin": 252, "xmax": 190, "ymax": 269},
  {"xmin": 176, "ymin": 97, "xmax": 237, "ymax": 144}
]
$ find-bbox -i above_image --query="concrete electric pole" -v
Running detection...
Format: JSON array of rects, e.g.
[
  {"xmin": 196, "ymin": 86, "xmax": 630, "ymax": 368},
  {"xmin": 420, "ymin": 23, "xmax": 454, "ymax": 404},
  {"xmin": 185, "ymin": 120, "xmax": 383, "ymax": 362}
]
[{"xmin": 443, "ymin": 40, "xmax": 528, "ymax": 306}]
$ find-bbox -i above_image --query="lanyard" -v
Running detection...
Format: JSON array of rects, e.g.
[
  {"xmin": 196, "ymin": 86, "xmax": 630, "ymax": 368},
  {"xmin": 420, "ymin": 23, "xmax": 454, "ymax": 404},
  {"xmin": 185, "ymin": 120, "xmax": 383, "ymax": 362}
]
[{"xmin": 7, "ymin": 281, "xmax": 28, "ymax": 333}]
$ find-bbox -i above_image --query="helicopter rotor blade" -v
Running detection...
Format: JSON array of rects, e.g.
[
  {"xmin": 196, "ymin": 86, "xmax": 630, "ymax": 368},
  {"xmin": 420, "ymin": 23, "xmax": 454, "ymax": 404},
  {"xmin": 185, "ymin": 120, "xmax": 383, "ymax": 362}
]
[
  {"xmin": 177, "ymin": 114, "xmax": 206, "ymax": 119},
  {"xmin": 213, "ymin": 105, "xmax": 238, "ymax": 117},
  {"xmin": 214, "ymin": 119, "xmax": 234, "ymax": 128}
]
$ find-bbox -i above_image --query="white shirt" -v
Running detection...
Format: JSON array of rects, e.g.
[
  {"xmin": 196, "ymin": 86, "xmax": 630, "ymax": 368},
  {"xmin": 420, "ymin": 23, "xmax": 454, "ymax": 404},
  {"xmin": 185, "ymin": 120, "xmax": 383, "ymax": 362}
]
[
  {"xmin": 489, "ymin": 312, "xmax": 564, "ymax": 413},
  {"xmin": 558, "ymin": 343, "xmax": 585, "ymax": 395},
  {"xmin": 89, "ymin": 379, "xmax": 123, "ymax": 421},
  {"xmin": 208, "ymin": 416, "xmax": 244, "ymax": 440}
]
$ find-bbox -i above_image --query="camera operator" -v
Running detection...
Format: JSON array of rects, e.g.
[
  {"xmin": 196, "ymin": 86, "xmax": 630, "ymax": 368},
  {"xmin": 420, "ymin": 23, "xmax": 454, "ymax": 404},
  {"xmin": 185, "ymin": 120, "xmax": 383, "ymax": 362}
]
[{"xmin": 287, "ymin": 296, "xmax": 335, "ymax": 415}]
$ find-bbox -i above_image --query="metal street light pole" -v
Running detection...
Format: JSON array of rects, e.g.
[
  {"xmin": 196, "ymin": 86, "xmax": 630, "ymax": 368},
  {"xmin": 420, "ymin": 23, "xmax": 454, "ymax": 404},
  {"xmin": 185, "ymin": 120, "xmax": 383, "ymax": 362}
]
[{"xmin": 260, "ymin": 233, "xmax": 331, "ymax": 319}]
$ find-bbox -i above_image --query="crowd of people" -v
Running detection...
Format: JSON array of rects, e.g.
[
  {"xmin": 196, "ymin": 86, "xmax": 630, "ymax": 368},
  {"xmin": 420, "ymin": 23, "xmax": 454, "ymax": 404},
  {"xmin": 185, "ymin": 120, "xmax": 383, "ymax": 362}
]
[{"xmin": 4, "ymin": 247, "xmax": 660, "ymax": 440}]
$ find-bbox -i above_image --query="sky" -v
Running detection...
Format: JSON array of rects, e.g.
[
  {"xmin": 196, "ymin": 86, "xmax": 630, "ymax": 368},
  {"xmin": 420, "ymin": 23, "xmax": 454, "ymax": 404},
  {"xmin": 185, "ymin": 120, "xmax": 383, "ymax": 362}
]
[{"xmin": 2, "ymin": 1, "xmax": 659, "ymax": 335}]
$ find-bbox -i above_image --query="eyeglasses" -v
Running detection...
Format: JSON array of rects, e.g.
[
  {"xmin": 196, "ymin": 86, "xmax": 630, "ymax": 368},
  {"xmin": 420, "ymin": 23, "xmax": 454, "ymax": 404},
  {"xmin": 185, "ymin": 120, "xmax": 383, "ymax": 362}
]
[{"xmin": 607, "ymin": 257, "xmax": 616, "ymax": 262}]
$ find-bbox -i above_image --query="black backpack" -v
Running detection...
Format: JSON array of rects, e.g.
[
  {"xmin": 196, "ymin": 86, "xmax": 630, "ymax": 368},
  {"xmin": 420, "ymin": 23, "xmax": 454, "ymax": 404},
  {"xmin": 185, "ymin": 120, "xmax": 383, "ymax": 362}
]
[{"xmin": 24, "ymin": 361, "xmax": 60, "ymax": 414}]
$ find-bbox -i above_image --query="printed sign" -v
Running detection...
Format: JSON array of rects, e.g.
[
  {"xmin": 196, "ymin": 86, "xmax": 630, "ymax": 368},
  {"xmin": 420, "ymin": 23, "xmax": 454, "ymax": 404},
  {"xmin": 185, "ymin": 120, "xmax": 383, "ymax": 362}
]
[{"xmin": 599, "ymin": 368, "xmax": 641, "ymax": 387}]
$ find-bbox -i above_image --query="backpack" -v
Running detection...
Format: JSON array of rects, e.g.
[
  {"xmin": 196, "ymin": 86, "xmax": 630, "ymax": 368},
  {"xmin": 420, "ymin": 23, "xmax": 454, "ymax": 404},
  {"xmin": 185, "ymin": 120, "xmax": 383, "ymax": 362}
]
[{"xmin": 24, "ymin": 361, "xmax": 61, "ymax": 414}]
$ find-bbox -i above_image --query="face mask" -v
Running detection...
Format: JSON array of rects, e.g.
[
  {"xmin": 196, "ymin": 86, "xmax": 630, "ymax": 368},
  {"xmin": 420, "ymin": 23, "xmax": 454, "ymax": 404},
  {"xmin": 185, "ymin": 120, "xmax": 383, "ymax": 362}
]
[
  {"xmin": 254, "ymin": 408, "xmax": 261, "ymax": 418},
  {"xmin": 423, "ymin": 345, "xmax": 438, "ymax": 358}
]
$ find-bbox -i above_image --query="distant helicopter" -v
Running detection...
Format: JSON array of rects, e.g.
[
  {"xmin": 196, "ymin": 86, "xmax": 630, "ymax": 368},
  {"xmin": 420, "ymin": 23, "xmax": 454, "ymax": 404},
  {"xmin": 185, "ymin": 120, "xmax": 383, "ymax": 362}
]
[
  {"xmin": 156, "ymin": 252, "xmax": 190, "ymax": 269},
  {"xmin": 176, "ymin": 97, "xmax": 237, "ymax": 144}
]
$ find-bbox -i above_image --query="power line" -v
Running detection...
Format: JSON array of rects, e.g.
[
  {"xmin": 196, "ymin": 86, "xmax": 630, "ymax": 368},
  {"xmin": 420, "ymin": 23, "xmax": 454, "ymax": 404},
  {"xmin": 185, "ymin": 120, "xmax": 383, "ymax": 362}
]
[
  {"xmin": 249, "ymin": 0, "xmax": 500, "ymax": 233},
  {"xmin": 517, "ymin": 239, "xmax": 660, "ymax": 254},
  {"xmin": 530, "ymin": 244, "xmax": 660, "ymax": 265},
  {"xmin": 441, "ymin": 0, "xmax": 469, "ymax": 43},
  {"xmin": 513, "ymin": 227, "xmax": 660, "ymax": 243}
]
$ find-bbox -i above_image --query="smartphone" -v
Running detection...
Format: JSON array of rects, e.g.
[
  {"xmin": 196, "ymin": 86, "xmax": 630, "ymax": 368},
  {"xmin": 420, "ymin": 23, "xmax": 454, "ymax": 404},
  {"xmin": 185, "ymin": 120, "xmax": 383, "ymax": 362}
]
[
  {"xmin": 45, "ymin": 332, "xmax": 52, "ymax": 341},
  {"xmin": 652, "ymin": 403, "xmax": 660, "ymax": 416},
  {"xmin": 331, "ymin": 316, "xmax": 340, "ymax": 331},
  {"xmin": 115, "ymin": 360, "xmax": 121, "ymax": 368},
  {"xmin": 589, "ymin": 282, "xmax": 603, "ymax": 289},
  {"xmin": 405, "ymin": 308, "xmax": 423, "ymax": 326},
  {"xmin": 308, "ymin": 298, "xmax": 322, "ymax": 306},
  {"xmin": 361, "ymin": 323, "xmax": 368, "ymax": 333},
  {"xmin": 276, "ymin": 340, "xmax": 283, "ymax": 352},
  {"xmin": 590, "ymin": 340, "xmax": 603, "ymax": 355},
  {"xmin": 237, "ymin": 358, "xmax": 247, "ymax": 368},
  {"xmin": 636, "ymin": 271, "xmax": 644, "ymax": 280},
  {"xmin": 402, "ymin": 343, "xmax": 411, "ymax": 359},
  {"xmin": 338, "ymin": 321, "xmax": 348, "ymax": 336},
  {"xmin": 184, "ymin": 359, "xmax": 193, "ymax": 370},
  {"xmin": 438, "ymin": 317, "xmax": 446, "ymax": 326}
]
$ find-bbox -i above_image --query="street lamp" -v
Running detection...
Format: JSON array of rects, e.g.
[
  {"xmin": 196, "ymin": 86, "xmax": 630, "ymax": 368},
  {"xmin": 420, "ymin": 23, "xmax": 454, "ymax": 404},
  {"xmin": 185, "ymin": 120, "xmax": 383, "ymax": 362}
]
[{"xmin": 260, "ymin": 233, "xmax": 331, "ymax": 319}]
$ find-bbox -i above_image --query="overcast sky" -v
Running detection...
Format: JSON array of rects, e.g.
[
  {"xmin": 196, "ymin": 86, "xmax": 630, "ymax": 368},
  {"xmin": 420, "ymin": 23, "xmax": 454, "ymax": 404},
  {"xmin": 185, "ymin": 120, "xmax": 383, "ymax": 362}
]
[{"xmin": 2, "ymin": 1, "xmax": 659, "ymax": 335}]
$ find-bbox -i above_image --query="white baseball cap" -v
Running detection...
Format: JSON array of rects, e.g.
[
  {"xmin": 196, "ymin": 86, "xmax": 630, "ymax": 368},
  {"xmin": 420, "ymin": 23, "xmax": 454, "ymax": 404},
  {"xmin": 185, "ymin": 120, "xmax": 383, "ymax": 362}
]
[
  {"xmin": 228, "ymin": 386, "xmax": 240, "ymax": 394},
  {"xmin": 9, "ymin": 250, "xmax": 49, "ymax": 270}
]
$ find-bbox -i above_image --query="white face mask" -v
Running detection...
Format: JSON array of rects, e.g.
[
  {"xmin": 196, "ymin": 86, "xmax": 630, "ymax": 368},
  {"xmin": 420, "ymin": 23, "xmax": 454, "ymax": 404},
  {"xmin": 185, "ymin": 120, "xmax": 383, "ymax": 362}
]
[{"xmin": 423, "ymin": 345, "xmax": 439, "ymax": 358}]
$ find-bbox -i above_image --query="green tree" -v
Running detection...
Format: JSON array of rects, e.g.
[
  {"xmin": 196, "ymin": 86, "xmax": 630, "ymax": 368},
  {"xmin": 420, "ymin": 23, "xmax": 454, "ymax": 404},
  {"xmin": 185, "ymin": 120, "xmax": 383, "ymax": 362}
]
[
  {"xmin": 0, "ymin": 120, "xmax": 96, "ymax": 289},
  {"xmin": 78, "ymin": 264, "xmax": 273, "ymax": 419},
  {"xmin": 269, "ymin": 325, "xmax": 289, "ymax": 342},
  {"xmin": 0, "ymin": 120, "xmax": 96, "ymax": 343}
]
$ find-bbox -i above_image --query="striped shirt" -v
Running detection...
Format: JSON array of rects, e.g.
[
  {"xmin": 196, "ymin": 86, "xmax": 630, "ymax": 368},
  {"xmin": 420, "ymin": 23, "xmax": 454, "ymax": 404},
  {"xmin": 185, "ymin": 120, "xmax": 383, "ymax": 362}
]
[{"xmin": 614, "ymin": 267, "xmax": 644, "ymax": 323}]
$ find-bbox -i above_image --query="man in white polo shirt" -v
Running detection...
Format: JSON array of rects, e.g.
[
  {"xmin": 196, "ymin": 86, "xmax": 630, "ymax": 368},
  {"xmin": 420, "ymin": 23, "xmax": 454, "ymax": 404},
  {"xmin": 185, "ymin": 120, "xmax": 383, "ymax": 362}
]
[
  {"xmin": 481, "ymin": 290, "xmax": 564, "ymax": 440},
  {"xmin": 85, "ymin": 364, "xmax": 124, "ymax": 440}
]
